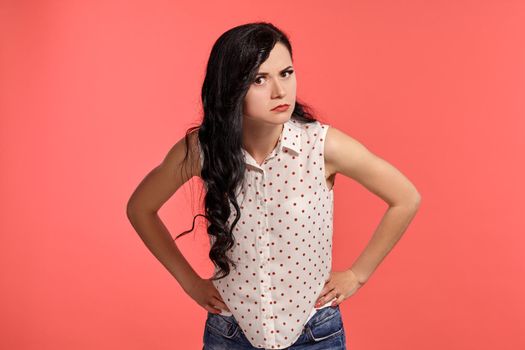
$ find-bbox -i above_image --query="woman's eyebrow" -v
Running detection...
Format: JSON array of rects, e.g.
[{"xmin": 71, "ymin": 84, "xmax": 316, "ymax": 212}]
[{"xmin": 256, "ymin": 65, "xmax": 293, "ymax": 76}]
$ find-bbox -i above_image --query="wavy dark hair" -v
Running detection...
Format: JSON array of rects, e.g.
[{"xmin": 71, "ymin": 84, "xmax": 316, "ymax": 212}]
[{"xmin": 174, "ymin": 22, "xmax": 320, "ymax": 281}]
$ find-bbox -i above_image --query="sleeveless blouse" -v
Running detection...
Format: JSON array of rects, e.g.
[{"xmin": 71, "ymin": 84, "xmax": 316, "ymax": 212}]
[{"xmin": 200, "ymin": 118, "xmax": 335, "ymax": 349}]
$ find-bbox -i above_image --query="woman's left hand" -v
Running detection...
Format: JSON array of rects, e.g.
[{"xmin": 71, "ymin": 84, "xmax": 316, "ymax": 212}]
[{"xmin": 314, "ymin": 269, "xmax": 364, "ymax": 308}]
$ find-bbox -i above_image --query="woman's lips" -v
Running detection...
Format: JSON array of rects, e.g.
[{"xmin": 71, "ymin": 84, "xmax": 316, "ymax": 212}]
[{"xmin": 271, "ymin": 104, "xmax": 290, "ymax": 112}]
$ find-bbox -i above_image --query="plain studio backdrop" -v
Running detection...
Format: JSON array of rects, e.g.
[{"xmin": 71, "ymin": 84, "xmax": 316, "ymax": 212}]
[{"xmin": 1, "ymin": 1, "xmax": 524, "ymax": 349}]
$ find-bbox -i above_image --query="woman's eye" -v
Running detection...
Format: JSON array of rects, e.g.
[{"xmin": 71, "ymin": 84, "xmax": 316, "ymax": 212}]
[
  {"xmin": 283, "ymin": 69, "xmax": 294, "ymax": 77},
  {"xmin": 254, "ymin": 70, "xmax": 294, "ymax": 85}
]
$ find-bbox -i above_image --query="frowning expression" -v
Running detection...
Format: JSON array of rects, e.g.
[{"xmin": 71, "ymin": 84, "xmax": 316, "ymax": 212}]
[{"xmin": 243, "ymin": 42, "xmax": 297, "ymax": 125}]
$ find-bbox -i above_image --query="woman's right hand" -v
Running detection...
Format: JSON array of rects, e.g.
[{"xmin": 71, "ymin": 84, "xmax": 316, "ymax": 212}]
[{"xmin": 185, "ymin": 277, "xmax": 231, "ymax": 314}]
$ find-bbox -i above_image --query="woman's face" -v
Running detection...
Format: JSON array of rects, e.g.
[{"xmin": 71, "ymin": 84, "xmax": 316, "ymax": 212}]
[{"xmin": 243, "ymin": 42, "xmax": 297, "ymax": 126}]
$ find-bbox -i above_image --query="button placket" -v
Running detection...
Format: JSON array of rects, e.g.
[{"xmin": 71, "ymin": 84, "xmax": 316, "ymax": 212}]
[{"xmin": 256, "ymin": 168, "xmax": 276, "ymax": 345}]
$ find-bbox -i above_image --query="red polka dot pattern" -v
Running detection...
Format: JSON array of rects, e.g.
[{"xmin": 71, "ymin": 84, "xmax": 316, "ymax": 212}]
[{"xmin": 209, "ymin": 119, "xmax": 334, "ymax": 349}]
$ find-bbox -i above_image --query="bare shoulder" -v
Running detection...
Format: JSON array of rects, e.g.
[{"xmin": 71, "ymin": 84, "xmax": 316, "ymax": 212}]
[
  {"xmin": 324, "ymin": 125, "xmax": 421, "ymax": 206},
  {"xmin": 126, "ymin": 128, "xmax": 202, "ymax": 213},
  {"xmin": 161, "ymin": 129, "xmax": 201, "ymax": 176},
  {"xmin": 324, "ymin": 125, "xmax": 371, "ymax": 179}
]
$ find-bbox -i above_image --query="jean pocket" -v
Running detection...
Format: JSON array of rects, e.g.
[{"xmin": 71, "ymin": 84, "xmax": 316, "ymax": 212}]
[
  {"xmin": 306, "ymin": 306, "xmax": 344, "ymax": 342},
  {"xmin": 205, "ymin": 312, "xmax": 240, "ymax": 340}
]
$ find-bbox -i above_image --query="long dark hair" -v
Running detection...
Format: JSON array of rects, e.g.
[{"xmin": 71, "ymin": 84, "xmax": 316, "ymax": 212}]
[{"xmin": 175, "ymin": 22, "xmax": 320, "ymax": 281}]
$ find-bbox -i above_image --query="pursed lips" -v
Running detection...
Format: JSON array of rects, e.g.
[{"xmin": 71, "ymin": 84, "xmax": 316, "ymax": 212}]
[{"xmin": 271, "ymin": 104, "xmax": 289, "ymax": 111}]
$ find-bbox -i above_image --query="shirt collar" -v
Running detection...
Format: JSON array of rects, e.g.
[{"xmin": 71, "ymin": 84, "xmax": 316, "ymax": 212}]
[
  {"xmin": 280, "ymin": 119, "xmax": 302, "ymax": 155},
  {"xmin": 242, "ymin": 119, "xmax": 302, "ymax": 168}
]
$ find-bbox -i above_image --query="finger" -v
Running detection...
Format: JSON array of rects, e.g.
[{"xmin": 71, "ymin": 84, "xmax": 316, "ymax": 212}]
[
  {"xmin": 332, "ymin": 293, "xmax": 345, "ymax": 307},
  {"xmin": 212, "ymin": 292, "xmax": 227, "ymax": 304},
  {"xmin": 212, "ymin": 297, "xmax": 231, "ymax": 312},
  {"xmin": 211, "ymin": 291, "xmax": 228, "ymax": 309},
  {"xmin": 204, "ymin": 303, "xmax": 222, "ymax": 314},
  {"xmin": 318, "ymin": 284, "xmax": 334, "ymax": 299},
  {"xmin": 316, "ymin": 289, "xmax": 338, "ymax": 307},
  {"xmin": 317, "ymin": 283, "xmax": 335, "ymax": 298}
]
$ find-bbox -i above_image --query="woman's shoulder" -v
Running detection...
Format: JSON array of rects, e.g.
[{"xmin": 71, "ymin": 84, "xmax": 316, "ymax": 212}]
[{"xmin": 290, "ymin": 118, "xmax": 330, "ymax": 146}]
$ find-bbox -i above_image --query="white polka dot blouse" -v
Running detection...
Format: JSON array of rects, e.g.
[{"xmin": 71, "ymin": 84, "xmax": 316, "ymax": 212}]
[{"xmin": 200, "ymin": 118, "xmax": 335, "ymax": 349}]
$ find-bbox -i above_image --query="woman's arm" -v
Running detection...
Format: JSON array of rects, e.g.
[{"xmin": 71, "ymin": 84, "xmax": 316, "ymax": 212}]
[
  {"xmin": 126, "ymin": 130, "xmax": 202, "ymax": 294},
  {"xmin": 324, "ymin": 126, "xmax": 421, "ymax": 285}
]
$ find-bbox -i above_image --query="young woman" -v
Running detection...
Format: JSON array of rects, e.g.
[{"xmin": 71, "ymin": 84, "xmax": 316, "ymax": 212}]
[{"xmin": 127, "ymin": 22, "xmax": 421, "ymax": 350}]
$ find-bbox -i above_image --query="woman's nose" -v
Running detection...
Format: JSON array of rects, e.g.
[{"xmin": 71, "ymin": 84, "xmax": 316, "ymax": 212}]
[{"xmin": 271, "ymin": 79, "xmax": 286, "ymax": 98}]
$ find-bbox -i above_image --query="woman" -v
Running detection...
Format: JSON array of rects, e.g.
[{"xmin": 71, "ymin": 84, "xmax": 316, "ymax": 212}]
[{"xmin": 127, "ymin": 22, "xmax": 421, "ymax": 350}]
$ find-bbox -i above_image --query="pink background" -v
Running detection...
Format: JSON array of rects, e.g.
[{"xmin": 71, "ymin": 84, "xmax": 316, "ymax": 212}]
[{"xmin": 1, "ymin": 1, "xmax": 524, "ymax": 349}]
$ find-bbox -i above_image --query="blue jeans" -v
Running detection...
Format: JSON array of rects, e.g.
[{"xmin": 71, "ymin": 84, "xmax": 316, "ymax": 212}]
[{"xmin": 203, "ymin": 305, "xmax": 347, "ymax": 349}]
